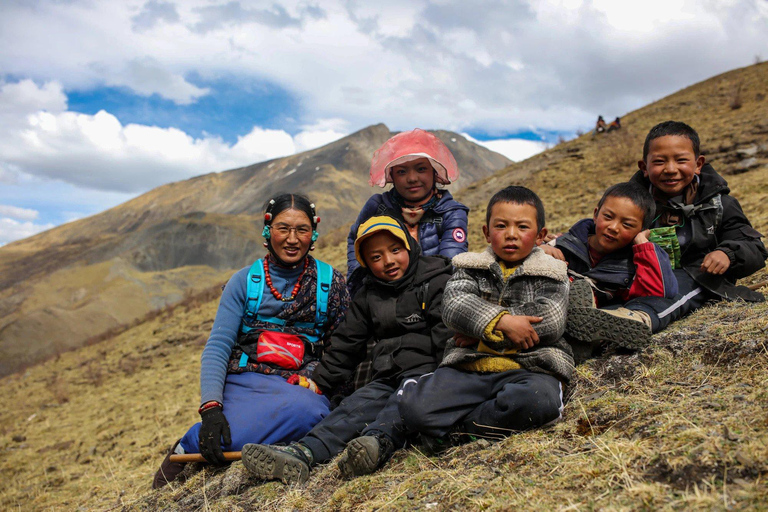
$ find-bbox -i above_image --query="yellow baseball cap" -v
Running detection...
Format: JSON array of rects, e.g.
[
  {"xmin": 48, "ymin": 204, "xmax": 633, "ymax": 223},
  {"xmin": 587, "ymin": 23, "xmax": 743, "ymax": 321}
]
[{"xmin": 354, "ymin": 216, "xmax": 411, "ymax": 267}]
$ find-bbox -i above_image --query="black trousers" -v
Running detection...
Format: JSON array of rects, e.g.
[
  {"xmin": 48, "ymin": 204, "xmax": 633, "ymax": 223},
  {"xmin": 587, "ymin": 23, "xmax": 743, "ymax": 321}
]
[
  {"xmin": 301, "ymin": 377, "xmax": 409, "ymax": 463},
  {"xmin": 625, "ymin": 269, "xmax": 712, "ymax": 333},
  {"xmin": 399, "ymin": 367, "xmax": 563, "ymax": 439}
]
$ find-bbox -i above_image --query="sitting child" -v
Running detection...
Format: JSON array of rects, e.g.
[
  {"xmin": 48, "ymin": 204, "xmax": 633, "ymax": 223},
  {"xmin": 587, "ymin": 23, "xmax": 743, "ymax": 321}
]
[
  {"xmin": 399, "ymin": 186, "xmax": 573, "ymax": 445},
  {"xmin": 347, "ymin": 128, "xmax": 469, "ymax": 294},
  {"xmin": 540, "ymin": 181, "xmax": 678, "ymax": 359},
  {"xmin": 346, "ymin": 128, "xmax": 469, "ymax": 390},
  {"xmin": 619, "ymin": 121, "xmax": 767, "ymax": 333},
  {"xmin": 242, "ymin": 215, "xmax": 453, "ymax": 483}
]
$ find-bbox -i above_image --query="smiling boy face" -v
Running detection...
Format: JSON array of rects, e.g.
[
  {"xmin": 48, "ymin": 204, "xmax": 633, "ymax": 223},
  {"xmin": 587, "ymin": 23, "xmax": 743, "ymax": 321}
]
[
  {"xmin": 362, "ymin": 231, "xmax": 410, "ymax": 281},
  {"xmin": 590, "ymin": 196, "xmax": 645, "ymax": 255},
  {"xmin": 483, "ymin": 201, "xmax": 546, "ymax": 264},
  {"xmin": 639, "ymin": 135, "xmax": 705, "ymax": 198}
]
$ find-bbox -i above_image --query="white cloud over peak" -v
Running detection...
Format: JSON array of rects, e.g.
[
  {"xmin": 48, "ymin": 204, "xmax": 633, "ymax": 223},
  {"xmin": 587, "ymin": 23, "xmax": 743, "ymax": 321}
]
[
  {"xmin": 0, "ymin": 217, "xmax": 55, "ymax": 246},
  {"xmin": 0, "ymin": 204, "xmax": 39, "ymax": 221},
  {"xmin": 0, "ymin": 80, "xmax": 347, "ymax": 193},
  {"xmin": 462, "ymin": 134, "xmax": 548, "ymax": 163}
]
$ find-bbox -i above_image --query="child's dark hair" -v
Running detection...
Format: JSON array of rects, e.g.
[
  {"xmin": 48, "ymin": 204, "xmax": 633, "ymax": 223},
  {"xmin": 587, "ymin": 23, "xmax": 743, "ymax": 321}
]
[
  {"xmin": 263, "ymin": 193, "xmax": 317, "ymax": 229},
  {"xmin": 486, "ymin": 186, "xmax": 545, "ymax": 231},
  {"xmin": 643, "ymin": 121, "xmax": 700, "ymax": 161},
  {"xmin": 597, "ymin": 182, "xmax": 656, "ymax": 229}
]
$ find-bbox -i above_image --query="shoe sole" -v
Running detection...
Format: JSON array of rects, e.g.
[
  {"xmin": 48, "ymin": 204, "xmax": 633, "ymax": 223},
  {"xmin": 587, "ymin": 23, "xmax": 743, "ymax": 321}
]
[
  {"xmin": 242, "ymin": 444, "xmax": 309, "ymax": 485},
  {"xmin": 568, "ymin": 279, "xmax": 595, "ymax": 309},
  {"xmin": 337, "ymin": 437, "xmax": 380, "ymax": 479},
  {"xmin": 566, "ymin": 307, "xmax": 650, "ymax": 350}
]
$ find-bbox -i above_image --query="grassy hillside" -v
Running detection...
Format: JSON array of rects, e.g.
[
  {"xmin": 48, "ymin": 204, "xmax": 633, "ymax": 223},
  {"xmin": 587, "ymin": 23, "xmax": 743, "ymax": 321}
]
[
  {"xmin": 0, "ymin": 125, "xmax": 510, "ymax": 377},
  {"xmin": 1, "ymin": 62, "xmax": 767, "ymax": 510}
]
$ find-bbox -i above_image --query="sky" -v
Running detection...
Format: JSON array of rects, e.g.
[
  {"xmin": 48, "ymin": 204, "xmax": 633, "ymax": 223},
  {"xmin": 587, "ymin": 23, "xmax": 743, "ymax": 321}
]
[{"xmin": 1, "ymin": 0, "xmax": 767, "ymax": 245}]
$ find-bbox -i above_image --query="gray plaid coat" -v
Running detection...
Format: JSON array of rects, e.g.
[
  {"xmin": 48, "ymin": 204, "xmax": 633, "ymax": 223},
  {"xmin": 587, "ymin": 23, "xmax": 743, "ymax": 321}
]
[{"xmin": 441, "ymin": 246, "xmax": 574, "ymax": 383}]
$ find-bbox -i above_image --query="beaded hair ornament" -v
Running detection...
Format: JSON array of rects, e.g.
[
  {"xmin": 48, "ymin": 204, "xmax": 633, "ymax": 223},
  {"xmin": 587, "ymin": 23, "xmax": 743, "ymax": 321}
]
[{"xmin": 261, "ymin": 198, "xmax": 320, "ymax": 244}]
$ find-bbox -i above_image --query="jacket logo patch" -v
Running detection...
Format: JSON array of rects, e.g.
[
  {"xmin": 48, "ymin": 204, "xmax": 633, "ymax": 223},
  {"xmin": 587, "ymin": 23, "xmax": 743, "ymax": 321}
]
[
  {"xmin": 404, "ymin": 313, "xmax": 424, "ymax": 324},
  {"xmin": 453, "ymin": 228, "xmax": 466, "ymax": 243},
  {"xmin": 707, "ymin": 225, "xmax": 715, "ymax": 235}
]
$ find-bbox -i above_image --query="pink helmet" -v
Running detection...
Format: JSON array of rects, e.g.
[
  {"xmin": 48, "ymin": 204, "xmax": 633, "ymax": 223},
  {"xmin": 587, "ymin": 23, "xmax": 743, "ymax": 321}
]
[{"xmin": 369, "ymin": 129, "xmax": 459, "ymax": 187}]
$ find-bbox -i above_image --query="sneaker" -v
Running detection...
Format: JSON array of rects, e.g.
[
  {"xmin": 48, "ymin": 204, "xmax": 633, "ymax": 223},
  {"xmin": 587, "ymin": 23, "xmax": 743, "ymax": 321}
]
[
  {"xmin": 241, "ymin": 443, "xmax": 311, "ymax": 485},
  {"xmin": 337, "ymin": 435, "xmax": 394, "ymax": 479},
  {"xmin": 152, "ymin": 440, "xmax": 188, "ymax": 489},
  {"xmin": 566, "ymin": 306, "xmax": 652, "ymax": 350}
]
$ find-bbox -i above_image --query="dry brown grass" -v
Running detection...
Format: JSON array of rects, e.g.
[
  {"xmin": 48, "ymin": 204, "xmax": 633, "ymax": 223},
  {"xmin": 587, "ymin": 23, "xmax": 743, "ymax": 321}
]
[{"xmin": 1, "ymin": 62, "xmax": 768, "ymax": 511}]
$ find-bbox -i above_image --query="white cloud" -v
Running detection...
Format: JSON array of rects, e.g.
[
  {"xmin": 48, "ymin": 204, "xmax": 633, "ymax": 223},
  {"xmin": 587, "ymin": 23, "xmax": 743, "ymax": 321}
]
[
  {"xmin": 0, "ymin": 205, "xmax": 39, "ymax": 221},
  {"xmin": 2, "ymin": 1, "xmax": 765, "ymax": 132},
  {"xmin": 0, "ymin": 80, "xmax": 347, "ymax": 194},
  {"xmin": 0, "ymin": 217, "xmax": 54, "ymax": 245},
  {"xmin": 462, "ymin": 133, "xmax": 548, "ymax": 162}
]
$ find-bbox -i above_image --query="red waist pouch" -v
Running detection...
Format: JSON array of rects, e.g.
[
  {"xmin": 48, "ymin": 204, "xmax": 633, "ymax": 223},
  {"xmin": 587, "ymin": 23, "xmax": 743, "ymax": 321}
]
[{"xmin": 256, "ymin": 331, "xmax": 306, "ymax": 370}]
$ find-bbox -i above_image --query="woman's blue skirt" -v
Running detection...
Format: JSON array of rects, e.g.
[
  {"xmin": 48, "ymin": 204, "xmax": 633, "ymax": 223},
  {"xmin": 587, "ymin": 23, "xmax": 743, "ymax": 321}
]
[{"xmin": 179, "ymin": 372, "xmax": 330, "ymax": 453}]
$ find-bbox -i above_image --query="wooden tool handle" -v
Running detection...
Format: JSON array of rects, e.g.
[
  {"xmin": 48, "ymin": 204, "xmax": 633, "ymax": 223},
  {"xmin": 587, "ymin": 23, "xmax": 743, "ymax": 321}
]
[{"xmin": 169, "ymin": 451, "xmax": 242, "ymax": 463}]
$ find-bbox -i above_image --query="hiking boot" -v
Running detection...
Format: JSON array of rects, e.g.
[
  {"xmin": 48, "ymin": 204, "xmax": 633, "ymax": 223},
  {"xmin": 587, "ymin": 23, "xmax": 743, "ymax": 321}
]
[
  {"xmin": 152, "ymin": 440, "xmax": 188, "ymax": 489},
  {"xmin": 242, "ymin": 443, "xmax": 312, "ymax": 485},
  {"xmin": 568, "ymin": 278, "xmax": 596, "ymax": 309},
  {"xmin": 418, "ymin": 431, "xmax": 477, "ymax": 456},
  {"xmin": 566, "ymin": 306, "xmax": 652, "ymax": 350},
  {"xmin": 337, "ymin": 434, "xmax": 395, "ymax": 479}
]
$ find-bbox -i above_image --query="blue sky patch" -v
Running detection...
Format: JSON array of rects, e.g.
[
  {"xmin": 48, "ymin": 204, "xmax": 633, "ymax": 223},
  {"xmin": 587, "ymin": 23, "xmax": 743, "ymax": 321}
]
[{"xmin": 67, "ymin": 75, "xmax": 301, "ymax": 143}]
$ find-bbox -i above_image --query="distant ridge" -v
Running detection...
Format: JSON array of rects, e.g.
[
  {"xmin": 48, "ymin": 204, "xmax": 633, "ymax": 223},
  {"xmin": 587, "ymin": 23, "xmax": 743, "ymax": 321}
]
[{"xmin": 0, "ymin": 124, "xmax": 511, "ymax": 375}]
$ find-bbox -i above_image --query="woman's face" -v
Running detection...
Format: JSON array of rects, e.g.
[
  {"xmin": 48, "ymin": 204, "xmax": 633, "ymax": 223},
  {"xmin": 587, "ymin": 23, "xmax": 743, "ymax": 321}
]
[
  {"xmin": 269, "ymin": 208, "xmax": 313, "ymax": 265},
  {"xmin": 390, "ymin": 157, "xmax": 435, "ymax": 204}
]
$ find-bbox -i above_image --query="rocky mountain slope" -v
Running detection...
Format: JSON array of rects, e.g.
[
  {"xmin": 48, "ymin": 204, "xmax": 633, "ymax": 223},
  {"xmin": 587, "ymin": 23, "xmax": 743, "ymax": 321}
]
[
  {"xmin": 0, "ymin": 125, "xmax": 510, "ymax": 376},
  {"xmin": 0, "ymin": 62, "xmax": 766, "ymax": 510}
]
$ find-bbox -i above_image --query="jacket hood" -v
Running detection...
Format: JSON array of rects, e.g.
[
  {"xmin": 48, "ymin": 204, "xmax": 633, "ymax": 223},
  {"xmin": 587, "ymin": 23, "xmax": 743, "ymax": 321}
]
[
  {"xmin": 363, "ymin": 216, "xmax": 423, "ymax": 291},
  {"xmin": 629, "ymin": 163, "xmax": 729, "ymax": 204},
  {"xmin": 452, "ymin": 246, "xmax": 568, "ymax": 282}
]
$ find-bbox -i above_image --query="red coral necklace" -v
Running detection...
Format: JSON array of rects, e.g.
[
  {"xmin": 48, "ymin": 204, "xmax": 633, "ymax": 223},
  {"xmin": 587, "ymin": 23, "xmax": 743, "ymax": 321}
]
[{"xmin": 263, "ymin": 257, "xmax": 308, "ymax": 302}]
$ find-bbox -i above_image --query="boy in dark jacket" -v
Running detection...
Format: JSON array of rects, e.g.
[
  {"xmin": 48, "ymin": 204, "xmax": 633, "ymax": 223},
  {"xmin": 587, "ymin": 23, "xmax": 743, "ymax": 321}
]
[
  {"xmin": 541, "ymin": 182, "xmax": 678, "ymax": 355},
  {"xmin": 242, "ymin": 215, "xmax": 453, "ymax": 483},
  {"xmin": 400, "ymin": 186, "xmax": 573, "ymax": 445},
  {"xmin": 622, "ymin": 121, "xmax": 767, "ymax": 333}
]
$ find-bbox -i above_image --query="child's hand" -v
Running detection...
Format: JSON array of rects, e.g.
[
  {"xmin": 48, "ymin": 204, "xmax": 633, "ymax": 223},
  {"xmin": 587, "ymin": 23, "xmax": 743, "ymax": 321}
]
[
  {"xmin": 287, "ymin": 374, "xmax": 323, "ymax": 395},
  {"xmin": 454, "ymin": 334, "xmax": 479, "ymax": 348},
  {"xmin": 701, "ymin": 250, "xmax": 731, "ymax": 275},
  {"xmin": 541, "ymin": 232, "xmax": 562, "ymax": 243},
  {"xmin": 633, "ymin": 229, "xmax": 650, "ymax": 245},
  {"xmin": 496, "ymin": 315, "xmax": 542, "ymax": 350},
  {"xmin": 539, "ymin": 244, "xmax": 566, "ymax": 261}
]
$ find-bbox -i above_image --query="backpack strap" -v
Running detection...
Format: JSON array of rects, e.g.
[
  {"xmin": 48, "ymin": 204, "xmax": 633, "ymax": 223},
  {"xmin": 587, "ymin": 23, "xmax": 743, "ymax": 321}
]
[
  {"xmin": 314, "ymin": 259, "xmax": 333, "ymax": 333},
  {"xmin": 712, "ymin": 194, "xmax": 723, "ymax": 235},
  {"xmin": 241, "ymin": 259, "xmax": 265, "ymax": 334}
]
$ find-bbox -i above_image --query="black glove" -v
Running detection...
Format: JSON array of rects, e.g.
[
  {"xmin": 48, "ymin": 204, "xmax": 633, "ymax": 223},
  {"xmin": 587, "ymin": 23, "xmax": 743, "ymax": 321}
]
[{"xmin": 198, "ymin": 405, "xmax": 231, "ymax": 465}]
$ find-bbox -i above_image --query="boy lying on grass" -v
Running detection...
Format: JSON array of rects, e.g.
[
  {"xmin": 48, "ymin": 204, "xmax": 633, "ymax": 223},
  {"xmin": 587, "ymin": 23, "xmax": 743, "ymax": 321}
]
[
  {"xmin": 398, "ymin": 186, "xmax": 573, "ymax": 449},
  {"xmin": 541, "ymin": 181, "xmax": 678, "ymax": 361},
  {"xmin": 622, "ymin": 121, "xmax": 766, "ymax": 332},
  {"xmin": 242, "ymin": 215, "xmax": 454, "ymax": 483}
]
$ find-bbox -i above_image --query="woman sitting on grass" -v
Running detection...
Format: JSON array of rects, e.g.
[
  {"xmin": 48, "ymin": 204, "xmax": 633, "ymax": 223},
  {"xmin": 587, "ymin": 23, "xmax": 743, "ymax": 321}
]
[{"xmin": 152, "ymin": 193, "xmax": 349, "ymax": 488}]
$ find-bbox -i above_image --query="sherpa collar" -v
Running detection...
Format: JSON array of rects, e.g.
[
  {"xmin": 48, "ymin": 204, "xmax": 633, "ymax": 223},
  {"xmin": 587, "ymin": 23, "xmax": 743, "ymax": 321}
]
[{"xmin": 452, "ymin": 246, "xmax": 568, "ymax": 282}]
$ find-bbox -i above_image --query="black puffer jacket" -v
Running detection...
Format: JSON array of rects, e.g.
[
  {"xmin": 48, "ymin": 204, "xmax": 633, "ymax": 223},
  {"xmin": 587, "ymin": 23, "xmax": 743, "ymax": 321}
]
[
  {"xmin": 313, "ymin": 229, "xmax": 454, "ymax": 393},
  {"xmin": 630, "ymin": 164, "xmax": 767, "ymax": 301}
]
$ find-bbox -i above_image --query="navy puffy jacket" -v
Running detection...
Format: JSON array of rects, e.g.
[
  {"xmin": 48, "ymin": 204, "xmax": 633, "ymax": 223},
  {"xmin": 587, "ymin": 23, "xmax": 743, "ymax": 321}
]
[{"xmin": 346, "ymin": 189, "xmax": 469, "ymax": 281}]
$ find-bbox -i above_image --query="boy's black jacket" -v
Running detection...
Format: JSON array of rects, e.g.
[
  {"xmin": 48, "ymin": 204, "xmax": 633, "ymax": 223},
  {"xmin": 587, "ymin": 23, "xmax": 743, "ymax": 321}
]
[
  {"xmin": 312, "ymin": 229, "xmax": 454, "ymax": 393},
  {"xmin": 630, "ymin": 164, "xmax": 767, "ymax": 301}
]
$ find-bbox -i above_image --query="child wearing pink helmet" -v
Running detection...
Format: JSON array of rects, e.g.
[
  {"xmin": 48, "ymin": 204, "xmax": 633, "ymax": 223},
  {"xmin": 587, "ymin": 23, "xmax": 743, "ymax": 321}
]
[{"xmin": 346, "ymin": 129, "xmax": 469, "ymax": 295}]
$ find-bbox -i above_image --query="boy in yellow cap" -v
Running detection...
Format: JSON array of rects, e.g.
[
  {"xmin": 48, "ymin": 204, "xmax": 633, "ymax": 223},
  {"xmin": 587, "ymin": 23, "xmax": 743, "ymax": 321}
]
[{"xmin": 243, "ymin": 215, "xmax": 454, "ymax": 483}]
